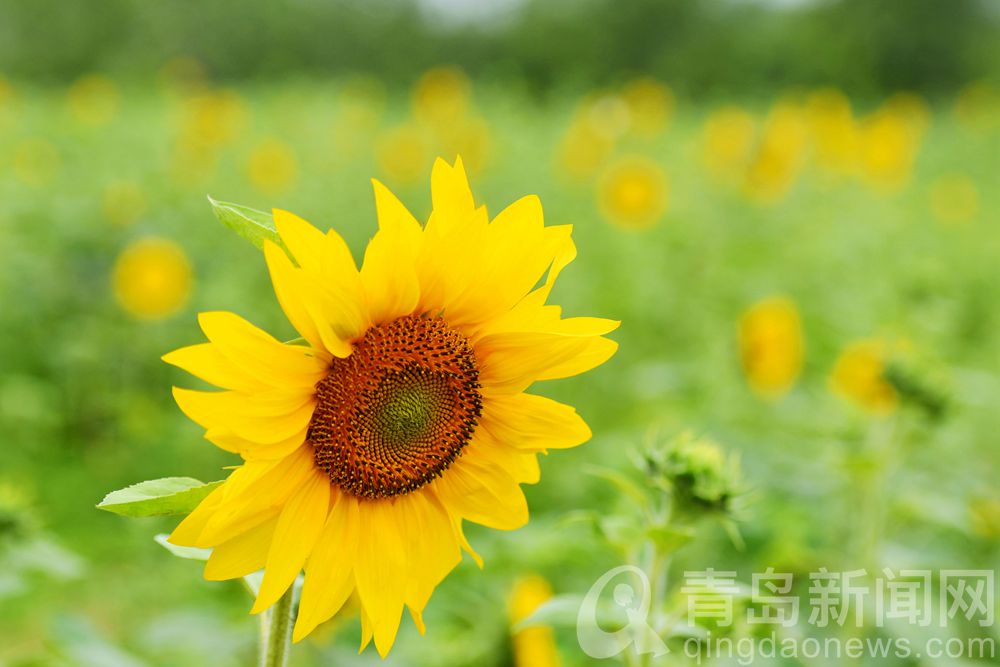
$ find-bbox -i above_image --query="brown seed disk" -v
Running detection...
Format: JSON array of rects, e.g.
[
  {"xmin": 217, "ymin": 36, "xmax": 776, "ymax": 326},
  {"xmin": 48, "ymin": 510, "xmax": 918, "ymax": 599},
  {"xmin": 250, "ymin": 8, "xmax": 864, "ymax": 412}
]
[{"xmin": 310, "ymin": 315, "xmax": 482, "ymax": 499}]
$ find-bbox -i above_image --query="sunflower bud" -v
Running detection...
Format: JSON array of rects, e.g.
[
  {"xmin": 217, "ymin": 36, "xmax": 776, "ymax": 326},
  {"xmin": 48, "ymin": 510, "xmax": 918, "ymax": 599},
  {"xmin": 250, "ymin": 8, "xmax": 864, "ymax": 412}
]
[{"xmin": 643, "ymin": 433, "xmax": 742, "ymax": 519}]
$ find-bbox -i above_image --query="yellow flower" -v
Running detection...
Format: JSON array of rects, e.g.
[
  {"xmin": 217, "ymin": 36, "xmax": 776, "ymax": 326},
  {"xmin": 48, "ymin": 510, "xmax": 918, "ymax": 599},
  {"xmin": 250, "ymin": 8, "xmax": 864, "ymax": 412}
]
[
  {"xmin": 743, "ymin": 102, "xmax": 808, "ymax": 204},
  {"xmin": 858, "ymin": 95, "xmax": 927, "ymax": 195},
  {"xmin": 737, "ymin": 297, "xmax": 803, "ymax": 398},
  {"xmin": 412, "ymin": 66, "xmax": 471, "ymax": 129},
  {"xmin": 829, "ymin": 339, "xmax": 898, "ymax": 415},
  {"xmin": 929, "ymin": 173, "xmax": 979, "ymax": 225},
  {"xmin": 556, "ymin": 120, "xmax": 614, "ymax": 182},
  {"xmin": 67, "ymin": 74, "xmax": 120, "ymax": 127},
  {"xmin": 247, "ymin": 139, "xmax": 299, "ymax": 195},
  {"xmin": 598, "ymin": 157, "xmax": 668, "ymax": 229},
  {"xmin": 13, "ymin": 139, "xmax": 61, "ymax": 187},
  {"xmin": 701, "ymin": 106, "xmax": 757, "ymax": 183},
  {"xmin": 377, "ymin": 123, "xmax": 431, "ymax": 184},
  {"xmin": 805, "ymin": 88, "xmax": 859, "ymax": 176},
  {"xmin": 178, "ymin": 89, "xmax": 247, "ymax": 149},
  {"xmin": 113, "ymin": 238, "xmax": 193, "ymax": 320},
  {"xmin": 622, "ymin": 78, "xmax": 675, "ymax": 138},
  {"xmin": 102, "ymin": 180, "xmax": 148, "ymax": 227},
  {"xmin": 509, "ymin": 575, "xmax": 561, "ymax": 667},
  {"xmin": 163, "ymin": 157, "xmax": 618, "ymax": 656}
]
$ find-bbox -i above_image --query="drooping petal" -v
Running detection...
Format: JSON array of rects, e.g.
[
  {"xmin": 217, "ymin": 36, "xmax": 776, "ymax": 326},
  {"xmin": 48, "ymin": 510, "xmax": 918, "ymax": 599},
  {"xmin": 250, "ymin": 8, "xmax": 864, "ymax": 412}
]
[
  {"xmin": 161, "ymin": 343, "xmax": 268, "ymax": 393},
  {"xmin": 252, "ymin": 471, "xmax": 331, "ymax": 613},
  {"xmin": 353, "ymin": 500, "xmax": 407, "ymax": 658},
  {"xmin": 293, "ymin": 490, "xmax": 358, "ymax": 642},
  {"xmin": 204, "ymin": 516, "xmax": 278, "ymax": 581}
]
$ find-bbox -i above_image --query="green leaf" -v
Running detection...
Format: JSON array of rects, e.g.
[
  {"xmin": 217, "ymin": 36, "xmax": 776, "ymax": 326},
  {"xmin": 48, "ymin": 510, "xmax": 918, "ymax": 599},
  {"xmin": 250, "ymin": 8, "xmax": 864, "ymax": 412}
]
[
  {"xmin": 154, "ymin": 534, "xmax": 210, "ymax": 561},
  {"xmin": 208, "ymin": 196, "xmax": 283, "ymax": 251},
  {"xmin": 97, "ymin": 477, "xmax": 222, "ymax": 517}
]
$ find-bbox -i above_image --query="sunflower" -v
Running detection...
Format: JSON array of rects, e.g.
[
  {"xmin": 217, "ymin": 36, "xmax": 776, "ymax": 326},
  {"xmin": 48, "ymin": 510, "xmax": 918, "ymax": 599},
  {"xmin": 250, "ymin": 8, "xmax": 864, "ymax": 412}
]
[{"xmin": 164, "ymin": 157, "xmax": 619, "ymax": 656}]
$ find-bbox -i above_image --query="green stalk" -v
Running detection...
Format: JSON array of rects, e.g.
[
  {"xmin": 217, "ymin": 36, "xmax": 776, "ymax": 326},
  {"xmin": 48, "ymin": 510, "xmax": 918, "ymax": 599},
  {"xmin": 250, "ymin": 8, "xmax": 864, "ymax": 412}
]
[{"xmin": 260, "ymin": 587, "xmax": 295, "ymax": 667}]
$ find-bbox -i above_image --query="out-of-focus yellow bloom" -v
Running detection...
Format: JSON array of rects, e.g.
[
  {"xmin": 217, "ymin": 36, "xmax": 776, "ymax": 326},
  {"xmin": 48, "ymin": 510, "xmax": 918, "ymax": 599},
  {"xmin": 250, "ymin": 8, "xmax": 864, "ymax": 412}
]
[
  {"xmin": 102, "ymin": 180, "xmax": 148, "ymax": 227},
  {"xmin": 598, "ymin": 157, "xmax": 668, "ymax": 229},
  {"xmin": 412, "ymin": 66, "xmax": 471, "ymax": 129},
  {"xmin": 509, "ymin": 575, "xmax": 560, "ymax": 667},
  {"xmin": 929, "ymin": 174, "xmax": 979, "ymax": 225},
  {"xmin": 806, "ymin": 89, "xmax": 858, "ymax": 176},
  {"xmin": 112, "ymin": 238, "xmax": 193, "ymax": 320},
  {"xmin": 332, "ymin": 76, "xmax": 386, "ymax": 159},
  {"xmin": 738, "ymin": 296, "xmax": 804, "ymax": 399},
  {"xmin": 743, "ymin": 102, "xmax": 808, "ymax": 204},
  {"xmin": 858, "ymin": 110, "xmax": 921, "ymax": 195},
  {"xmin": 247, "ymin": 139, "xmax": 299, "ymax": 194},
  {"xmin": 622, "ymin": 78, "xmax": 675, "ymax": 138},
  {"xmin": 585, "ymin": 94, "xmax": 631, "ymax": 142},
  {"xmin": 13, "ymin": 139, "xmax": 61, "ymax": 187},
  {"xmin": 377, "ymin": 123, "xmax": 431, "ymax": 184},
  {"xmin": 955, "ymin": 81, "xmax": 1000, "ymax": 134},
  {"xmin": 178, "ymin": 89, "xmax": 247, "ymax": 150},
  {"xmin": 702, "ymin": 106, "xmax": 757, "ymax": 183},
  {"xmin": 67, "ymin": 74, "xmax": 120, "ymax": 127},
  {"xmin": 556, "ymin": 121, "xmax": 614, "ymax": 182},
  {"xmin": 830, "ymin": 339, "xmax": 898, "ymax": 415},
  {"xmin": 437, "ymin": 116, "xmax": 493, "ymax": 176}
]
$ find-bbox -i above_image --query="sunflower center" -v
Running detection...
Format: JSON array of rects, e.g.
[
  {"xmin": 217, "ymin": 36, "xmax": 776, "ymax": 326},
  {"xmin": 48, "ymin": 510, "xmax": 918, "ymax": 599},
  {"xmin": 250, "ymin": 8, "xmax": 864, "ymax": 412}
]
[{"xmin": 309, "ymin": 315, "xmax": 482, "ymax": 499}]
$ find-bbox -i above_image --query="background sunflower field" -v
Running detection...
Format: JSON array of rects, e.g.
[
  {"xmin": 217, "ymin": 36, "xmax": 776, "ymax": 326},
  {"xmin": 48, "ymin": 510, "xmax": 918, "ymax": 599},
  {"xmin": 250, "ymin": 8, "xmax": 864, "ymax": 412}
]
[{"xmin": 2, "ymin": 1, "xmax": 1000, "ymax": 665}]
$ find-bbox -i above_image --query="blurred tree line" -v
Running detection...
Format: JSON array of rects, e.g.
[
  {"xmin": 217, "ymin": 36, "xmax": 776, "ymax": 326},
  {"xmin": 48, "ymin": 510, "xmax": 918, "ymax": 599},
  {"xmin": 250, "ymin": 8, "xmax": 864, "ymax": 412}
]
[{"xmin": 0, "ymin": 0, "xmax": 997, "ymax": 96}]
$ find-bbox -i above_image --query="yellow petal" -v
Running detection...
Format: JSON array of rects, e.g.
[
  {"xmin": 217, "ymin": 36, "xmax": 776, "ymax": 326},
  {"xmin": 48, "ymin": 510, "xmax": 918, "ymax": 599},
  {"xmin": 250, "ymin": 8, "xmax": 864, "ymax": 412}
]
[
  {"xmin": 360, "ymin": 220, "xmax": 421, "ymax": 325},
  {"xmin": 197, "ymin": 311, "xmax": 329, "ymax": 387},
  {"xmin": 371, "ymin": 178, "xmax": 421, "ymax": 235},
  {"xmin": 204, "ymin": 516, "xmax": 277, "ymax": 581},
  {"xmin": 273, "ymin": 209, "xmax": 327, "ymax": 273},
  {"xmin": 465, "ymin": 437, "xmax": 542, "ymax": 484},
  {"xmin": 353, "ymin": 500, "xmax": 407, "ymax": 657},
  {"xmin": 161, "ymin": 343, "xmax": 267, "ymax": 393},
  {"xmin": 203, "ymin": 427, "xmax": 307, "ymax": 460},
  {"xmin": 252, "ymin": 471, "xmax": 331, "ymax": 613},
  {"xmin": 293, "ymin": 491, "xmax": 358, "ymax": 642},
  {"xmin": 476, "ymin": 332, "xmax": 619, "ymax": 395},
  {"xmin": 168, "ymin": 484, "xmax": 226, "ymax": 547},
  {"xmin": 433, "ymin": 458, "xmax": 528, "ymax": 530},
  {"xmin": 171, "ymin": 387, "xmax": 314, "ymax": 444},
  {"xmin": 264, "ymin": 240, "xmax": 350, "ymax": 358},
  {"xmin": 428, "ymin": 156, "xmax": 475, "ymax": 234},
  {"xmin": 480, "ymin": 393, "xmax": 592, "ymax": 451},
  {"xmin": 396, "ymin": 491, "xmax": 461, "ymax": 617},
  {"xmin": 199, "ymin": 448, "xmax": 316, "ymax": 547}
]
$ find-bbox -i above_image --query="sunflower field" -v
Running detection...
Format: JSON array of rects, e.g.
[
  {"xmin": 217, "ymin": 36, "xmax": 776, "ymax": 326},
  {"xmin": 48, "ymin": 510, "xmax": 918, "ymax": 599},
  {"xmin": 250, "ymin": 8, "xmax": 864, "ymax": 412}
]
[{"xmin": 2, "ymin": 2, "xmax": 1000, "ymax": 666}]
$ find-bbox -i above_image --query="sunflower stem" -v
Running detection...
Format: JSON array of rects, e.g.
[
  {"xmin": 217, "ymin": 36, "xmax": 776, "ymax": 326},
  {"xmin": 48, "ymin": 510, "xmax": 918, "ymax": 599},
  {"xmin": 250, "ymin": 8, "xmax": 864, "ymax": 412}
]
[{"xmin": 260, "ymin": 587, "xmax": 295, "ymax": 667}]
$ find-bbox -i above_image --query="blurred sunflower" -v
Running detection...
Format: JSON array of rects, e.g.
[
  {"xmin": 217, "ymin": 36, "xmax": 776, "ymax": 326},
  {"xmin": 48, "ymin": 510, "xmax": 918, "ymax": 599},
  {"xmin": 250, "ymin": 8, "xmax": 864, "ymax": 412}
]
[
  {"xmin": 737, "ymin": 296, "xmax": 803, "ymax": 399},
  {"xmin": 113, "ymin": 237, "xmax": 193, "ymax": 320},
  {"xmin": 67, "ymin": 74, "xmax": 120, "ymax": 127},
  {"xmin": 412, "ymin": 66, "xmax": 471, "ymax": 130},
  {"xmin": 701, "ymin": 106, "xmax": 757, "ymax": 184},
  {"xmin": 805, "ymin": 89, "xmax": 858, "ymax": 177},
  {"xmin": 164, "ymin": 157, "xmax": 618, "ymax": 655},
  {"xmin": 247, "ymin": 138, "xmax": 299, "ymax": 195},
  {"xmin": 622, "ymin": 78, "xmax": 675, "ymax": 138},
  {"xmin": 598, "ymin": 157, "xmax": 668, "ymax": 229},
  {"xmin": 743, "ymin": 102, "xmax": 808, "ymax": 204},
  {"xmin": 509, "ymin": 575, "xmax": 560, "ymax": 667},
  {"xmin": 858, "ymin": 96, "xmax": 927, "ymax": 195},
  {"xmin": 929, "ymin": 173, "xmax": 979, "ymax": 225},
  {"xmin": 377, "ymin": 123, "xmax": 432, "ymax": 184},
  {"xmin": 829, "ymin": 339, "xmax": 898, "ymax": 415}
]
